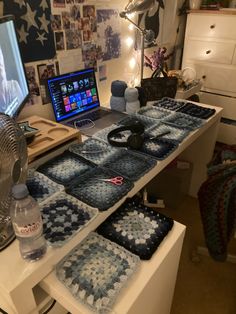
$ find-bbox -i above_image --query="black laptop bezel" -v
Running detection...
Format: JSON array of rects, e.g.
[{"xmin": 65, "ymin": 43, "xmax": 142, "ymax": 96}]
[{"xmin": 47, "ymin": 67, "xmax": 101, "ymax": 123}]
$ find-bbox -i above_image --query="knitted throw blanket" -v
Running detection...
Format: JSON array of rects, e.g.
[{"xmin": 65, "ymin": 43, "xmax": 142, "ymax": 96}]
[{"xmin": 198, "ymin": 158, "xmax": 236, "ymax": 262}]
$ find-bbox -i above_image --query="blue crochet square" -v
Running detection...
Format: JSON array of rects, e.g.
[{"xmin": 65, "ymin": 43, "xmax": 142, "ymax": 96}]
[
  {"xmin": 101, "ymin": 149, "xmax": 157, "ymax": 182},
  {"xmin": 67, "ymin": 167, "xmax": 134, "ymax": 211},
  {"xmin": 117, "ymin": 114, "xmax": 158, "ymax": 130},
  {"xmin": 56, "ymin": 232, "xmax": 140, "ymax": 313},
  {"xmin": 93, "ymin": 124, "xmax": 120, "ymax": 143},
  {"xmin": 37, "ymin": 150, "xmax": 95, "ymax": 187},
  {"xmin": 177, "ymin": 102, "xmax": 216, "ymax": 119},
  {"xmin": 69, "ymin": 137, "xmax": 118, "ymax": 165},
  {"xmin": 153, "ymin": 97, "xmax": 186, "ymax": 111},
  {"xmin": 163, "ymin": 112, "xmax": 204, "ymax": 130},
  {"xmin": 137, "ymin": 106, "xmax": 172, "ymax": 120},
  {"xmin": 40, "ymin": 192, "xmax": 98, "ymax": 247},
  {"xmin": 138, "ymin": 138, "xmax": 178, "ymax": 160},
  {"xmin": 26, "ymin": 170, "xmax": 64, "ymax": 204},
  {"xmin": 97, "ymin": 199, "xmax": 174, "ymax": 260},
  {"xmin": 146, "ymin": 122, "xmax": 190, "ymax": 143}
]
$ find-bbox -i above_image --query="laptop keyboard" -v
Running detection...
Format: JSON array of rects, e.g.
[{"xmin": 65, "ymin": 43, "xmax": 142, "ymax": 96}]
[{"xmin": 69, "ymin": 109, "xmax": 110, "ymax": 127}]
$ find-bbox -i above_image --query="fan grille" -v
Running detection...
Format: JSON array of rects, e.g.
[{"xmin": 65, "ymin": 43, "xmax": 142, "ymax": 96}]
[{"xmin": 0, "ymin": 114, "xmax": 28, "ymax": 217}]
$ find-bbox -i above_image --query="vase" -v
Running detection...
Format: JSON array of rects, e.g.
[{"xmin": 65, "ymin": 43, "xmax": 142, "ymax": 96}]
[{"xmin": 189, "ymin": 0, "xmax": 202, "ymax": 9}]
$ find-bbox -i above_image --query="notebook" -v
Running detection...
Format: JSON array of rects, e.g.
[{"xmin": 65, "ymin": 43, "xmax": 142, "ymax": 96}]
[{"xmin": 47, "ymin": 67, "xmax": 126, "ymax": 136}]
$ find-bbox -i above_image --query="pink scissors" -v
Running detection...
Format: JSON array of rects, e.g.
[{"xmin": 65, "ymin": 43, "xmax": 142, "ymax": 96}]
[{"xmin": 99, "ymin": 176, "xmax": 124, "ymax": 186}]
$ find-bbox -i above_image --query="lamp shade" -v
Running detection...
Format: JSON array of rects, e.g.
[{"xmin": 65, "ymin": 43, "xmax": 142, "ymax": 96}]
[{"xmin": 124, "ymin": 0, "xmax": 156, "ymax": 14}]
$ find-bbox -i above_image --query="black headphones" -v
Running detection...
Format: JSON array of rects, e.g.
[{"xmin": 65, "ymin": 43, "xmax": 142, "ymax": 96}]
[{"xmin": 107, "ymin": 121, "xmax": 145, "ymax": 149}]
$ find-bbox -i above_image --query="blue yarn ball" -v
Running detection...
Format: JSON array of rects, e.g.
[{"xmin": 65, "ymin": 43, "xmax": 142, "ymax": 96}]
[
  {"xmin": 111, "ymin": 80, "xmax": 128, "ymax": 97},
  {"xmin": 110, "ymin": 95, "xmax": 126, "ymax": 112}
]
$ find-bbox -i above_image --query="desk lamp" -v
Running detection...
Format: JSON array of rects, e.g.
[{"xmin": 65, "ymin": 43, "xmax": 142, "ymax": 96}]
[{"xmin": 120, "ymin": 0, "xmax": 156, "ymax": 82}]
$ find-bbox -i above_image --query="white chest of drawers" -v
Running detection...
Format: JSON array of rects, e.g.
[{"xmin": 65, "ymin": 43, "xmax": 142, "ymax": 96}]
[{"xmin": 182, "ymin": 10, "xmax": 236, "ymax": 144}]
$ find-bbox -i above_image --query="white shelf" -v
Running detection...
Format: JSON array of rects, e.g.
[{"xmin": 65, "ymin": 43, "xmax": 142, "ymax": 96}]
[{"xmin": 0, "ymin": 103, "xmax": 223, "ymax": 314}]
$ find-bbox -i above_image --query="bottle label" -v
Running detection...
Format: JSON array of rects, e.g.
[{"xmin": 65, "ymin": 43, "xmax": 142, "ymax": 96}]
[{"xmin": 13, "ymin": 219, "xmax": 43, "ymax": 238}]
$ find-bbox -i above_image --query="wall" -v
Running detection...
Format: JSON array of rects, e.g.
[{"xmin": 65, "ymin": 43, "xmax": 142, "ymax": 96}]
[{"xmin": 0, "ymin": 0, "xmax": 186, "ymax": 122}]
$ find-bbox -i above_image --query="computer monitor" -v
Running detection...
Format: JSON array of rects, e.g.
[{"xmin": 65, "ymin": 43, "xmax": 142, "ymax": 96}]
[
  {"xmin": 47, "ymin": 67, "xmax": 100, "ymax": 123},
  {"xmin": 0, "ymin": 15, "xmax": 29, "ymax": 117}
]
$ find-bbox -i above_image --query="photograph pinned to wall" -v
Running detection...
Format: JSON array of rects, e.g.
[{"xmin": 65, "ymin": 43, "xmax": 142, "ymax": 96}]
[
  {"xmin": 97, "ymin": 9, "xmax": 121, "ymax": 61},
  {"xmin": 136, "ymin": 0, "xmax": 165, "ymax": 49},
  {"xmin": 83, "ymin": 5, "xmax": 97, "ymax": 32},
  {"xmin": 82, "ymin": 30, "xmax": 93, "ymax": 42},
  {"xmin": 51, "ymin": 15, "xmax": 62, "ymax": 31},
  {"xmin": 55, "ymin": 31, "xmax": 65, "ymax": 50},
  {"xmin": 37, "ymin": 62, "xmax": 59, "ymax": 104},
  {"xmin": 98, "ymin": 64, "xmax": 107, "ymax": 81},
  {"xmin": 82, "ymin": 42, "xmax": 97, "ymax": 62},
  {"xmin": 24, "ymin": 65, "xmax": 41, "ymax": 106},
  {"xmin": 82, "ymin": 42, "xmax": 97, "ymax": 70},
  {"xmin": 57, "ymin": 49, "xmax": 83, "ymax": 74},
  {"xmin": 53, "ymin": 0, "xmax": 66, "ymax": 8},
  {"xmin": 62, "ymin": 11, "xmax": 71, "ymax": 29},
  {"xmin": 70, "ymin": 4, "xmax": 81, "ymax": 21},
  {"xmin": 65, "ymin": 29, "xmax": 82, "ymax": 49}
]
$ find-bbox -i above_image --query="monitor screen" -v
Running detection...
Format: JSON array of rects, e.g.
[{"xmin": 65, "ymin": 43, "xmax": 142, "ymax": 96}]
[
  {"xmin": 0, "ymin": 15, "xmax": 29, "ymax": 117},
  {"xmin": 47, "ymin": 67, "xmax": 100, "ymax": 123}
]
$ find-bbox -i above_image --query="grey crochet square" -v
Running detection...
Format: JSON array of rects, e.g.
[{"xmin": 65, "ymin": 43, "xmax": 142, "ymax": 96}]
[
  {"xmin": 56, "ymin": 232, "xmax": 140, "ymax": 313},
  {"xmin": 26, "ymin": 170, "xmax": 64, "ymax": 204},
  {"xmin": 101, "ymin": 149, "xmax": 157, "ymax": 181},
  {"xmin": 41, "ymin": 192, "xmax": 98, "ymax": 247},
  {"xmin": 67, "ymin": 167, "xmax": 134, "ymax": 211},
  {"xmin": 37, "ymin": 150, "xmax": 95, "ymax": 186},
  {"xmin": 69, "ymin": 138, "xmax": 118, "ymax": 165}
]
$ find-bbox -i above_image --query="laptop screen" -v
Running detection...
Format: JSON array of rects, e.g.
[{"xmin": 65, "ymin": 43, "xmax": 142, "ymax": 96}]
[{"xmin": 47, "ymin": 67, "xmax": 100, "ymax": 122}]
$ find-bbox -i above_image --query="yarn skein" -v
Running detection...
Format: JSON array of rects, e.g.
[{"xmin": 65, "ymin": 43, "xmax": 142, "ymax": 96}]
[
  {"xmin": 110, "ymin": 80, "xmax": 127, "ymax": 112},
  {"xmin": 111, "ymin": 80, "xmax": 127, "ymax": 97},
  {"xmin": 110, "ymin": 95, "xmax": 126, "ymax": 112},
  {"xmin": 125, "ymin": 87, "xmax": 140, "ymax": 114}
]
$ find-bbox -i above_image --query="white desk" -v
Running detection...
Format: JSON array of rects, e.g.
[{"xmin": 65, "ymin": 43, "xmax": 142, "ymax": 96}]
[{"xmin": 0, "ymin": 102, "xmax": 222, "ymax": 314}]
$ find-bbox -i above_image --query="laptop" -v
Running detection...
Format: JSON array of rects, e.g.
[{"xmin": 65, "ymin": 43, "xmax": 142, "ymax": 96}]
[{"xmin": 47, "ymin": 67, "xmax": 126, "ymax": 137}]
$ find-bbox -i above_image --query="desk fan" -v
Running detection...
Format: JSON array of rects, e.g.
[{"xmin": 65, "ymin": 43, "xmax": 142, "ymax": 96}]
[{"xmin": 0, "ymin": 113, "xmax": 28, "ymax": 250}]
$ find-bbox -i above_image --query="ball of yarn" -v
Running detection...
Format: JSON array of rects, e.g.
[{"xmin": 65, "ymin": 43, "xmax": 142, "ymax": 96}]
[
  {"xmin": 126, "ymin": 100, "xmax": 140, "ymax": 114},
  {"xmin": 111, "ymin": 80, "xmax": 127, "ymax": 97},
  {"xmin": 110, "ymin": 95, "xmax": 126, "ymax": 112},
  {"xmin": 124, "ymin": 87, "xmax": 139, "ymax": 102}
]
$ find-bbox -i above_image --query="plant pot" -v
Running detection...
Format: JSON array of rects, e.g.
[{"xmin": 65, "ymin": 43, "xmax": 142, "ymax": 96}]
[{"xmin": 189, "ymin": 0, "xmax": 202, "ymax": 9}]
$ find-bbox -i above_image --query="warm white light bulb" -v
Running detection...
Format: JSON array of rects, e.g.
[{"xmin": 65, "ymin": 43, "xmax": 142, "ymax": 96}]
[
  {"xmin": 127, "ymin": 12, "xmax": 135, "ymax": 19},
  {"xmin": 126, "ymin": 37, "xmax": 134, "ymax": 48},
  {"xmin": 128, "ymin": 24, "xmax": 134, "ymax": 31},
  {"xmin": 129, "ymin": 57, "xmax": 136, "ymax": 69}
]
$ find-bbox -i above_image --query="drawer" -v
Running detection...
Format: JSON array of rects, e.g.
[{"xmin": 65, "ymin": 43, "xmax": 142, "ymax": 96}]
[
  {"xmin": 200, "ymin": 92, "xmax": 236, "ymax": 120},
  {"xmin": 217, "ymin": 122, "xmax": 236, "ymax": 145},
  {"xmin": 187, "ymin": 14, "xmax": 236, "ymax": 40},
  {"xmin": 184, "ymin": 62, "xmax": 236, "ymax": 97},
  {"xmin": 184, "ymin": 40, "xmax": 235, "ymax": 64}
]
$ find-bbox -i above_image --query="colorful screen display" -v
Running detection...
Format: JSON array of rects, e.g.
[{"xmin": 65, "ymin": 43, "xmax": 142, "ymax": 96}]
[{"xmin": 47, "ymin": 68, "xmax": 100, "ymax": 122}]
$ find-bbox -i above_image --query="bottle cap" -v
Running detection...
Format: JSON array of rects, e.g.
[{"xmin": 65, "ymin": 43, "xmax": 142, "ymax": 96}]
[{"xmin": 12, "ymin": 184, "xmax": 29, "ymax": 199}]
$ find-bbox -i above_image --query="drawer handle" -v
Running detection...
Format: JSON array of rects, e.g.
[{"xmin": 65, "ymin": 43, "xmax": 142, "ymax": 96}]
[
  {"xmin": 210, "ymin": 24, "xmax": 215, "ymax": 29},
  {"xmin": 202, "ymin": 75, "xmax": 206, "ymax": 79},
  {"xmin": 206, "ymin": 50, "xmax": 211, "ymax": 54}
]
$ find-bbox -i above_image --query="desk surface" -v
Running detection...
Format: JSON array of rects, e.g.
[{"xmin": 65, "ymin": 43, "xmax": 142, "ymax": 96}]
[{"xmin": 0, "ymin": 102, "xmax": 223, "ymax": 313}]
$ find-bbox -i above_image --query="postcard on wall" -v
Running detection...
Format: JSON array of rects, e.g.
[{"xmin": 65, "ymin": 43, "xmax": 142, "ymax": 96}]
[
  {"xmin": 25, "ymin": 65, "xmax": 41, "ymax": 106},
  {"xmin": 58, "ymin": 49, "xmax": 83, "ymax": 74},
  {"xmin": 96, "ymin": 9, "xmax": 121, "ymax": 61}
]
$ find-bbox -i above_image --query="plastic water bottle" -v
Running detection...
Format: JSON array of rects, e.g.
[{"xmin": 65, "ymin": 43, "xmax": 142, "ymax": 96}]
[{"xmin": 10, "ymin": 184, "xmax": 47, "ymax": 262}]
